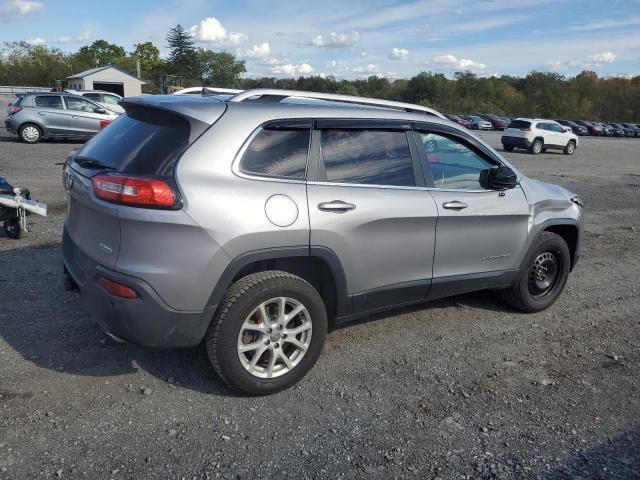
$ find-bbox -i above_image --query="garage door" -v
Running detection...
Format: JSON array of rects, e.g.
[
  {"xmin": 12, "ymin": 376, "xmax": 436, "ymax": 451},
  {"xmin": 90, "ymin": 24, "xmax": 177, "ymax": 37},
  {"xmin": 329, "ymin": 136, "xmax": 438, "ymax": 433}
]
[{"xmin": 93, "ymin": 82, "xmax": 125, "ymax": 97}]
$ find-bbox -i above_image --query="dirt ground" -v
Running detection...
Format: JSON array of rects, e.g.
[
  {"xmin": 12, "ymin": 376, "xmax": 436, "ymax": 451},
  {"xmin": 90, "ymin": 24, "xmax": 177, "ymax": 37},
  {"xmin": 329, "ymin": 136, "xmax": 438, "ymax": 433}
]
[{"xmin": 1, "ymin": 101, "xmax": 639, "ymax": 479}]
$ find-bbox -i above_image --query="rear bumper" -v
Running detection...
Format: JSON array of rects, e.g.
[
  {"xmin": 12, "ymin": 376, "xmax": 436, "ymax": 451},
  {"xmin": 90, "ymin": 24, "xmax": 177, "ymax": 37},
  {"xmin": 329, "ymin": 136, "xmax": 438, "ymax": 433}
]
[
  {"xmin": 63, "ymin": 227, "xmax": 215, "ymax": 347},
  {"xmin": 501, "ymin": 136, "xmax": 532, "ymax": 148},
  {"xmin": 4, "ymin": 119, "xmax": 15, "ymax": 134}
]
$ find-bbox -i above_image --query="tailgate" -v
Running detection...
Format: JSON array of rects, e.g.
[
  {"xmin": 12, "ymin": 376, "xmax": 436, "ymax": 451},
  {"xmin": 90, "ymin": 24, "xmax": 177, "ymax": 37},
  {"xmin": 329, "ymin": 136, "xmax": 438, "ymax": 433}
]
[{"xmin": 65, "ymin": 166, "xmax": 121, "ymax": 270}]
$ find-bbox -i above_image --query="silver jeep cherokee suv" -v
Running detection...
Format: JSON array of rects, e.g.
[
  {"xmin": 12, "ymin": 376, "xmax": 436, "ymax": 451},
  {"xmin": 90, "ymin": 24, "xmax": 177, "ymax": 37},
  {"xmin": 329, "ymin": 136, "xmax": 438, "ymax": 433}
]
[{"xmin": 62, "ymin": 89, "xmax": 584, "ymax": 395}]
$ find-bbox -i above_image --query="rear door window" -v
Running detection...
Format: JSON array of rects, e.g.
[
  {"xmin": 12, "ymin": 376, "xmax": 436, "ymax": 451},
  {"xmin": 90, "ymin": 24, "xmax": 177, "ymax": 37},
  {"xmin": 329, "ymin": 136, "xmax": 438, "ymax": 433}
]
[
  {"xmin": 320, "ymin": 129, "xmax": 415, "ymax": 187},
  {"xmin": 74, "ymin": 107, "xmax": 191, "ymax": 176},
  {"xmin": 34, "ymin": 95, "xmax": 63, "ymax": 109},
  {"xmin": 240, "ymin": 126, "xmax": 310, "ymax": 179},
  {"xmin": 508, "ymin": 120, "xmax": 531, "ymax": 129},
  {"xmin": 65, "ymin": 97, "xmax": 97, "ymax": 113}
]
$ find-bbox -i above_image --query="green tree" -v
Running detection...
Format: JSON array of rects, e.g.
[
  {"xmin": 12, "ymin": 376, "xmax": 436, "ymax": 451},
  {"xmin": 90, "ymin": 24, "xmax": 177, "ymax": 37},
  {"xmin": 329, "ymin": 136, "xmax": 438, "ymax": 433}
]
[
  {"xmin": 73, "ymin": 40, "xmax": 126, "ymax": 70},
  {"xmin": 195, "ymin": 49, "xmax": 245, "ymax": 87},
  {"xmin": 132, "ymin": 41, "xmax": 162, "ymax": 72},
  {"xmin": 167, "ymin": 24, "xmax": 197, "ymax": 77}
]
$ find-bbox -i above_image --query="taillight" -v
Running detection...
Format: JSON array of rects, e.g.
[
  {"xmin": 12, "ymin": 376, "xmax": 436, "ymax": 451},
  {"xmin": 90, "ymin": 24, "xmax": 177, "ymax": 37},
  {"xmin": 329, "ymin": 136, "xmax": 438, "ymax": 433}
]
[
  {"xmin": 9, "ymin": 106, "xmax": 22, "ymax": 115},
  {"xmin": 97, "ymin": 276, "xmax": 138, "ymax": 299},
  {"xmin": 520, "ymin": 128, "xmax": 531, "ymax": 132},
  {"xmin": 99, "ymin": 119, "xmax": 112, "ymax": 130},
  {"xmin": 92, "ymin": 174, "xmax": 176, "ymax": 208}
]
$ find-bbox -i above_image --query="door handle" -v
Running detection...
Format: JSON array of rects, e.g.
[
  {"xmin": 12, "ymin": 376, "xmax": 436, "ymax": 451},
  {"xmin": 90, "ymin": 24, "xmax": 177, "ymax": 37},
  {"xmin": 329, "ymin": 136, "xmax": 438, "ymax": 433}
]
[
  {"xmin": 72, "ymin": 116, "xmax": 79, "ymax": 119},
  {"xmin": 442, "ymin": 201, "xmax": 468, "ymax": 210},
  {"xmin": 318, "ymin": 200, "xmax": 356, "ymax": 213}
]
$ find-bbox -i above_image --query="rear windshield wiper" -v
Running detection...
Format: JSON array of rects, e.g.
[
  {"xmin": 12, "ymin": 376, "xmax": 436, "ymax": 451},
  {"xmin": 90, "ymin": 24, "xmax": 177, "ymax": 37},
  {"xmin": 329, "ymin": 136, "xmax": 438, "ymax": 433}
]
[{"xmin": 73, "ymin": 157, "xmax": 116, "ymax": 170}]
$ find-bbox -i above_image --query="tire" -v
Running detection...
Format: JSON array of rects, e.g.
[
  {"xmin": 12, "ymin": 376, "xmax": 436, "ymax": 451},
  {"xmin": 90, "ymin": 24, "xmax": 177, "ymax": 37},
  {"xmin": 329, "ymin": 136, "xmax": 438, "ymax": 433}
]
[
  {"xmin": 472, "ymin": 124, "xmax": 479, "ymax": 130},
  {"xmin": 564, "ymin": 140, "xmax": 576, "ymax": 155},
  {"xmin": 19, "ymin": 123, "xmax": 42, "ymax": 144},
  {"xmin": 500, "ymin": 232, "xmax": 570, "ymax": 313},
  {"xmin": 530, "ymin": 139, "xmax": 543, "ymax": 155},
  {"xmin": 206, "ymin": 270, "xmax": 328, "ymax": 395},
  {"xmin": 3, "ymin": 219, "xmax": 21, "ymax": 239},
  {"xmin": 541, "ymin": 148, "xmax": 548, "ymax": 153},
  {"xmin": 502, "ymin": 144, "xmax": 515, "ymax": 152}
]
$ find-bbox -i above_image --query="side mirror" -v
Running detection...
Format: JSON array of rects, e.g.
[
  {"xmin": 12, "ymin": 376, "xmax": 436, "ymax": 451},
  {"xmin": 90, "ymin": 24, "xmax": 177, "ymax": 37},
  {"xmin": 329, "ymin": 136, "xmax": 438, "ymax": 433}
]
[
  {"xmin": 94, "ymin": 107, "xmax": 107, "ymax": 114},
  {"xmin": 480, "ymin": 165, "xmax": 517, "ymax": 190}
]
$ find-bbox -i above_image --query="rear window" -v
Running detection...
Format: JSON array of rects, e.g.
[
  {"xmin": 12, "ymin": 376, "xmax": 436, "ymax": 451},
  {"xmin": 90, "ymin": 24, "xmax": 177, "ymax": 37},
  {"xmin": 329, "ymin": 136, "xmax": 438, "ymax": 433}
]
[
  {"xmin": 240, "ymin": 127, "xmax": 310, "ymax": 179},
  {"xmin": 34, "ymin": 95, "xmax": 63, "ymax": 109},
  {"xmin": 76, "ymin": 107, "xmax": 191, "ymax": 176},
  {"xmin": 508, "ymin": 120, "xmax": 531, "ymax": 129}
]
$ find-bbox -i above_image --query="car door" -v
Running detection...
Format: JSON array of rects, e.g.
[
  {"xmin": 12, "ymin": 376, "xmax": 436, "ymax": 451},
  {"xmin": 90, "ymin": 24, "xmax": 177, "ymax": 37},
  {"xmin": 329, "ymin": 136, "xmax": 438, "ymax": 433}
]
[
  {"xmin": 412, "ymin": 123, "xmax": 530, "ymax": 295},
  {"xmin": 306, "ymin": 119, "xmax": 438, "ymax": 313},
  {"xmin": 32, "ymin": 95, "xmax": 69, "ymax": 135},
  {"xmin": 63, "ymin": 96, "xmax": 104, "ymax": 136},
  {"xmin": 550, "ymin": 122, "xmax": 568, "ymax": 146}
]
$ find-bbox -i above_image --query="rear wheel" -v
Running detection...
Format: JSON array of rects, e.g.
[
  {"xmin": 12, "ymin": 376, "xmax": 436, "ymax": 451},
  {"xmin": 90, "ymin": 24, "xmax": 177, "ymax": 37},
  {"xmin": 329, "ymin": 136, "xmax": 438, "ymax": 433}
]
[
  {"xmin": 19, "ymin": 123, "xmax": 42, "ymax": 144},
  {"xmin": 502, "ymin": 144, "xmax": 514, "ymax": 152},
  {"xmin": 472, "ymin": 124, "xmax": 479, "ymax": 130},
  {"xmin": 206, "ymin": 271, "xmax": 327, "ymax": 395},
  {"xmin": 530, "ymin": 139, "xmax": 543, "ymax": 155},
  {"xmin": 500, "ymin": 232, "xmax": 570, "ymax": 313},
  {"xmin": 564, "ymin": 140, "xmax": 576, "ymax": 155},
  {"xmin": 3, "ymin": 219, "xmax": 21, "ymax": 239}
]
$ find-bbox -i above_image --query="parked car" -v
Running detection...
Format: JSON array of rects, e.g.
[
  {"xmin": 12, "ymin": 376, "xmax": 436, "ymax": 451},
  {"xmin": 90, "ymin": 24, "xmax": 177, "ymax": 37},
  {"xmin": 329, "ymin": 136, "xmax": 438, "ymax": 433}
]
[
  {"xmin": 173, "ymin": 87, "xmax": 244, "ymax": 95},
  {"xmin": 608, "ymin": 123, "xmax": 634, "ymax": 137},
  {"xmin": 479, "ymin": 114, "xmax": 510, "ymax": 130},
  {"xmin": 65, "ymin": 89, "xmax": 125, "ymax": 114},
  {"xmin": 4, "ymin": 92, "xmax": 118, "ymax": 143},
  {"xmin": 572, "ymin": 120, "xmax": 603, "ymax": 136},
  {"xmin": 502, "ymin": 118, "xmax": 579, "ymax": 155},
  {"xmin": 444, "ymin": 113, "xmax": 471, "ymax": 129},
  {"xmin": 556, "ymin": 120, "xmax": 587, "ymax": 136},
  {"xmin": 594, "ymin": 122, "xmax": 615, "ymax": 136},
  {"xmin": 620, "ymin": 123, "xmax": 640, "ymax": 138},
  {"xmin": 62, "ymin": 90, "xmax": 584, "ymax": 395},
  {"xmin": 461, "ymin": 115, "xmax": 492, "ymax": 130}
]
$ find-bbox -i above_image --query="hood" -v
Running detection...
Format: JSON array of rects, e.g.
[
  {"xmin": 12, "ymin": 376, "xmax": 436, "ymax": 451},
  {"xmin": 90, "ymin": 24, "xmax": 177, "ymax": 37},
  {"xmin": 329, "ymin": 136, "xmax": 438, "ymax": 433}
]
[{"xmin": 519, "ymin": 176, "xmax": 575, "ymax": 205}]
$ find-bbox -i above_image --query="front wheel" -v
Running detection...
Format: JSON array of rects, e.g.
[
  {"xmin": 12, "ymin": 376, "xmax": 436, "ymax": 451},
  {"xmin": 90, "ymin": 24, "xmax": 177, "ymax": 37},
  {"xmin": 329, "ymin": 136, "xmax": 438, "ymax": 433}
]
[
  {"xmin": 206, "ymin": 271, "xmax": 327, "ymax": 395},
  {"xmin": 564, "ymin": 141, "xmax": 576, "ymax": 155},
  {"xmin": 3, "ymin": 219, "xmax": 21, "ymax": 239},
  {"xmin": 472, "ymin": 124, "xmax": 479, "ymax": 130},
  {"xmin": 500, "ymin": 232, "xmax": 570, "ymax": 313}
]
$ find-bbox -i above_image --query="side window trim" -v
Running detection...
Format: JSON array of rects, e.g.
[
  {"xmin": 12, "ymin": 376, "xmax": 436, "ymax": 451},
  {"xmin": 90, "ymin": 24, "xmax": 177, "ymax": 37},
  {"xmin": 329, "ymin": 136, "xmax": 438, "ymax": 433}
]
[
  {"xmin": 314, "ymin": 122, "xmax": 421, "ymax": 189},
  {"xmin": 411, "ymin": 122, "xmax": 501, "ymax": 192},
  {"xmin": 233, "ymin": 118, "xmax": 312, "ymax": 184}
]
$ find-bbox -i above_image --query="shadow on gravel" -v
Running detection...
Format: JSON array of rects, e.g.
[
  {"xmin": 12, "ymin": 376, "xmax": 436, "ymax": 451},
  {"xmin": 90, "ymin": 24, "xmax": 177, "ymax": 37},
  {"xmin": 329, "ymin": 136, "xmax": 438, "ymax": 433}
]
[
  {"xmin": 0, "ymin": 242, "xmax": 517, "ymax": 396},
  {"xmin": 0, "ymin": 242, "xmax": 231, "ymax": 396},
  {"xmin": 543, "ymin": 425, "xmax": 640, "ymax": 479}
]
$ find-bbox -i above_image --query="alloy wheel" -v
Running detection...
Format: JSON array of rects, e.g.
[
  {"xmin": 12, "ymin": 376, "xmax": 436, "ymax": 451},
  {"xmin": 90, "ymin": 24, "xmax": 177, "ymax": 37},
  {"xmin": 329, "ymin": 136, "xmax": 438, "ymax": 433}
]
[{"xmin": 237, "ymin": 297, "xmax": 312, "ymax": 379}]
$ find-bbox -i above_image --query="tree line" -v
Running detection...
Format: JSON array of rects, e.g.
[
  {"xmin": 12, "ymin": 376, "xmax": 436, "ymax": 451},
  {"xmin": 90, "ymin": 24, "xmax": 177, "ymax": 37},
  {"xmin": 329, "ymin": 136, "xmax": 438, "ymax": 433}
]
[{"xmin": 1, "ymin": 25, "xmax": 639, "ymax": 122}]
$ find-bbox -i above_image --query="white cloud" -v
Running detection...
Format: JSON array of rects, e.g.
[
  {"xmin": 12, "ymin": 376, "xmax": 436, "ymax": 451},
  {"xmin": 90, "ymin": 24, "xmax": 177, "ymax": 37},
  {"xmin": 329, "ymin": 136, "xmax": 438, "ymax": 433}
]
[
  {"xmin": 271, "ymin": 63, "xmax": 314, "ymax": 76},
  {"xmin": 570, "ymin": 16, "xmax": 640, "ymax": 31},
  {"xmin": 389, "ymin": 47, "xmax": 409, "ymax": 60},
  {"xmin": 587, "ymin": 52, "xmax": 616, "ymax": 64},
  {"xmin": 428, "ymin": 54, "xmax": 487, "ymax": 72},
  {"xmin": 54, "ymin": 29, "xmax": 92, "ymax": 44},
  {"xmin": 311, "ymin": 31, "xmax": 360, "ymax": 48},
  {"xmin": 547, "ymin": 51, "xmax": 617, "ymax": 71},
  {"xmin": 360, "ymin": 51, "xmax": 368, "ymax": 57},
  {"xmin": 244, "ymin": 42, "xmax": 271, "ymax": 59},
  {"xmin": 189, "ymin": 17, "xmax": 248, "ymax": 46},
  {"xmin": 26, "ymin": 36, "xmax": 45, "ymax": 45},
  {"xmin": 0, "ymin": 0, "xmax": 43, "ymax": 22},
  {"xmin": 352, "ymin": 63, "xmax": 379, "ymax": 74}
]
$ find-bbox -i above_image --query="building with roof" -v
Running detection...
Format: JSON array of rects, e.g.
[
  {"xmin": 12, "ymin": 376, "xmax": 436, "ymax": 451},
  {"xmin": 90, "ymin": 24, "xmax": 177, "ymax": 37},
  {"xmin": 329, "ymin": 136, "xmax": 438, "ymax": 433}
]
[{"xmin": 65, "ymin": 66, "xmax": 146, "ymax": 97}]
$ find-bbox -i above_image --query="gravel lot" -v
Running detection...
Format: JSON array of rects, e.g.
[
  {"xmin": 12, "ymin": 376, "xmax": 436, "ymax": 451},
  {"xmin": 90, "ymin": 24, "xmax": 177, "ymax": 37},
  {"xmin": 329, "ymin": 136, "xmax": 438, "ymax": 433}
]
[{"xmin": 1, "ymin": 100, "xmax": 639, "ymax": 479}]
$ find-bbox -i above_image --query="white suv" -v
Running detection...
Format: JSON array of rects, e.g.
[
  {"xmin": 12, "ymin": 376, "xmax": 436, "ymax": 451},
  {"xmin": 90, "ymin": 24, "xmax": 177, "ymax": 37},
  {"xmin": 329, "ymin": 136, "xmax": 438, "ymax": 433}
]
[{"xmin": 502, "ymin": 118, "xmax": 578, "ymax": 155}]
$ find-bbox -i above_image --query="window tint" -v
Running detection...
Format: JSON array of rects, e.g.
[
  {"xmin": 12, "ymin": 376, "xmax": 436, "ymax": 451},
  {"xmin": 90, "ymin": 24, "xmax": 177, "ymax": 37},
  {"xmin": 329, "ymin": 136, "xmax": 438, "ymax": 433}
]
[
  {"xmin": 320, "ymin": 129, "xmax": 414, "ymax": 186},
  {"xmin": 65, "ymin": 97, "xmax": 97, "ymax": 113},
  {"xmin": 84, "ymin": 93, "xmax": 102, "ymax": 101},
  {"xmin": 240, "ymin": 128, "xmax": 310, "ymax": 179},
  {"xmin": 417, "ymin": 131, "xmax": 495, "ymax": 190},
  {"xmin": 75, "ymin": 107, "xmax": 191, "ymax": 175},
  {"xmin": 508, "ymin": 120, "xmax": 531, "ymax": 129},
  {"xmin": 551, "ymin": 123, "xmax": 565, "ymax": 133},
  {"xmin": 34, "ymin": 95, "xmax": 63, "ymax": 109}
]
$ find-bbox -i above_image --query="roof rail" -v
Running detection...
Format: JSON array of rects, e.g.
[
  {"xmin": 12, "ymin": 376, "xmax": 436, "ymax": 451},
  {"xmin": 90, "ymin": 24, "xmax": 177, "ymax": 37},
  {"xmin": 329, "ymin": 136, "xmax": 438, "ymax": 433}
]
[{"xmin": 228, "ymin": 89, "xmax": 445, "ymax": 119}]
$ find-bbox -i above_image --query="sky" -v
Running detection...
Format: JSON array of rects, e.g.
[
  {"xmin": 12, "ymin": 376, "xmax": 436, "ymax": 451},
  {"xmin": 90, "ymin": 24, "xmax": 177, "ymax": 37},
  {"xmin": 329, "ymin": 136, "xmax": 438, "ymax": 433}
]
[{"xmin": 1, "ymin": 0, "xmax": 640, "ymax": 79}]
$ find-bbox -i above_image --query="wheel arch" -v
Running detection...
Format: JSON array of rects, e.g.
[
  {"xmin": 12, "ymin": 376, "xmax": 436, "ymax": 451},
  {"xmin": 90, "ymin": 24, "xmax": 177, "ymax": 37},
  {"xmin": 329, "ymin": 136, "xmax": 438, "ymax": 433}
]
[
  {"xmin": 544, "ymin": 224, "xmax": 578, "ymax": 269},
  {"xmin": 206, "ymin": 246, "xmax": 350, "ymax": 324}
]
